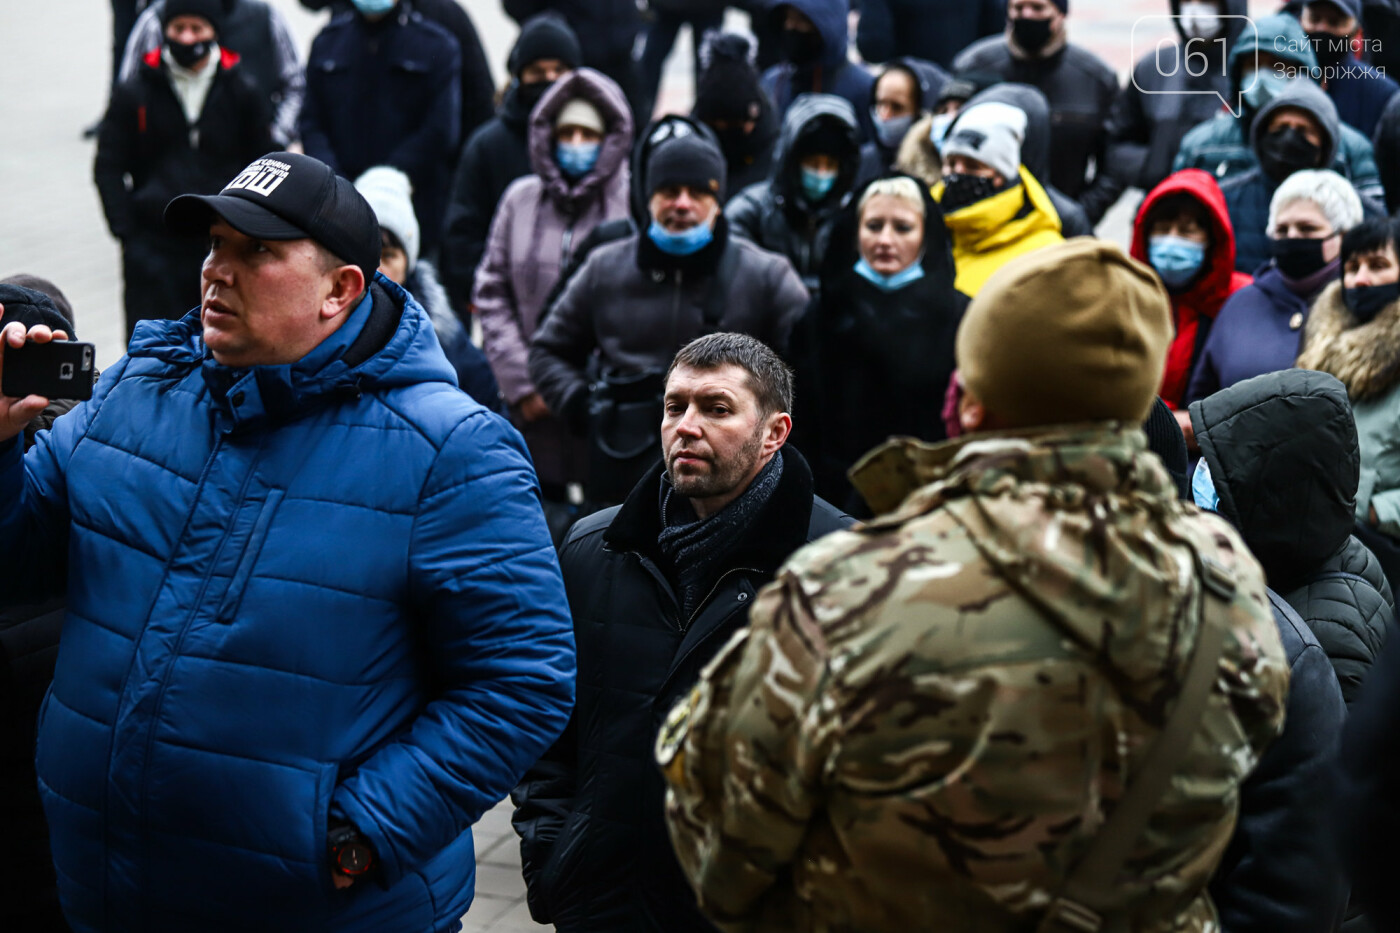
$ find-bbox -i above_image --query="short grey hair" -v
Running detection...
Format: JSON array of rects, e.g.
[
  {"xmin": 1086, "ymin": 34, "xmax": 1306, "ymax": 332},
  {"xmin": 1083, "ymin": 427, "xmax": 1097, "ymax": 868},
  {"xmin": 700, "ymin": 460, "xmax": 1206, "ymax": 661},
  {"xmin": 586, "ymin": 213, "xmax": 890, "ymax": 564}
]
[
  {"xmin": 1268, "ymin": 169, "xmax": 1364, "ymax": 235},
  {"xmin": 667, "ymin": 332, "xmax": 794, "ymax": 415},
  {"xmin": 858, "ymin": 176, "xmax": 924, "ymax": 217}
]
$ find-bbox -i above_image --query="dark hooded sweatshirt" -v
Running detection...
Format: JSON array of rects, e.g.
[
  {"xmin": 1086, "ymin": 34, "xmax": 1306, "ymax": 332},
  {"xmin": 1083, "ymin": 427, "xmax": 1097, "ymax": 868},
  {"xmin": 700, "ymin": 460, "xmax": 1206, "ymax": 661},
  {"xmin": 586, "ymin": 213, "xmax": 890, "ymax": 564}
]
[
  {"xmin": 1190, "ymin": 370, "xmax": 1360, "ymax": 932},
  {"xmin": 760, "ymin": 0, "xmax": 877, "ymax": 141},
  {"xmin": 1221, "ymin": 78, "xmax": 1346, "ymax": 275},
  {"xmin": 1129, "ymin": 168, "xmax": 1252, "ymax": 409},
  {"xmin": 726, "ymin": 92, "xmax": 864, "ymax": 292}
]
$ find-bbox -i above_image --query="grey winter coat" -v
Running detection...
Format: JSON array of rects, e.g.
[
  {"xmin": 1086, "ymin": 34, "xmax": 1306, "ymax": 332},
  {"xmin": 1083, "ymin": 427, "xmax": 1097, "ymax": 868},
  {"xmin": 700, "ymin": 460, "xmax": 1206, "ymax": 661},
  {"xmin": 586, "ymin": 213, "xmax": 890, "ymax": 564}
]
[
  {"xmin": 527, "ymin": 218, "xmax": 808, "ymax": 421},
  {"xmin": 473, "ymin": 68, "xmax": 633, "ymax": 487},
  {"xmin": 725, "ymin": 93, "xmax": 864, "ymax": 292}
]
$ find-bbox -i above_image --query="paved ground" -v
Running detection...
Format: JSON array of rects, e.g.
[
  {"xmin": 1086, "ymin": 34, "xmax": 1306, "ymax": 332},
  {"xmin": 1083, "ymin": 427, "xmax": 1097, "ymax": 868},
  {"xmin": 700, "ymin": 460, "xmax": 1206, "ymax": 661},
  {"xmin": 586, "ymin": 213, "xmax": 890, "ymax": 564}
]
[{"xmin": 0, "ymin": 1, "xmax": 1276, "ymax": 930}]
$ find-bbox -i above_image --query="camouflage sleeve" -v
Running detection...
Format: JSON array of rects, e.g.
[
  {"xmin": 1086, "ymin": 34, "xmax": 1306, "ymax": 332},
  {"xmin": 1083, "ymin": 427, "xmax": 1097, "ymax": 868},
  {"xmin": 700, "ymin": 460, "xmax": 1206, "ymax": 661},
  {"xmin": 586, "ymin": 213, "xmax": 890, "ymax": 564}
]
[{"xmin": 657, "ymin": 568, "xmax": 839, "ymax": 930}]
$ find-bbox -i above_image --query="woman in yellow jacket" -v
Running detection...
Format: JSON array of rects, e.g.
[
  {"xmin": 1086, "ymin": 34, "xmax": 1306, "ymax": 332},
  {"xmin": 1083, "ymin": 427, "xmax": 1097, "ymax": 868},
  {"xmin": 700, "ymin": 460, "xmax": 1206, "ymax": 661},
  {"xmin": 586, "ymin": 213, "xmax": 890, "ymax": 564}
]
[{"xmin": 931, "ymin": 100, "xmax": 1064, "ymax": 296}]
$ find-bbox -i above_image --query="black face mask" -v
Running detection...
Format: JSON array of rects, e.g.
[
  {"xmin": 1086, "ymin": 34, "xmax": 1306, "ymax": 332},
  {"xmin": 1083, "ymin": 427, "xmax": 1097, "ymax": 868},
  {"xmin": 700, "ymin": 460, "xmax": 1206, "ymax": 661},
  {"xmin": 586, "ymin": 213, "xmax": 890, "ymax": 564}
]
[
  {"xmin": 1257, "ymin": 126, "xmax": 1324, "ymax": 184},
  {"xmin": 1269, "ymin": 236, "xmax": 1330, "ymax": 280},
  {"xmin": 516, "ymin": 79, "xmax": 554, "ymax": 114},
  {"xmin": 1011, "ymin": 16, "xmax": 1054, "ymax": 54},
  {"xmin": 1308, "ymin": 30, "xmax": 1351, "ymax": 71},
  {"xmin": 941, "ymin": 172, "xmax": 1002, "ymax": 213},
  {"xmin": 714, "ymin": 125, "xmax": 759, "ymax": 161},
  {"xmin": 1344, "ymin": 282, "xmax": 1400, "ymax": 322},
  {"xmin": 167, "ymin": 38, "xmax": 213, "ymax": 69},
  {"xmin": 780, "ymin": 28, "xmax": 824, "ymax": 66}
]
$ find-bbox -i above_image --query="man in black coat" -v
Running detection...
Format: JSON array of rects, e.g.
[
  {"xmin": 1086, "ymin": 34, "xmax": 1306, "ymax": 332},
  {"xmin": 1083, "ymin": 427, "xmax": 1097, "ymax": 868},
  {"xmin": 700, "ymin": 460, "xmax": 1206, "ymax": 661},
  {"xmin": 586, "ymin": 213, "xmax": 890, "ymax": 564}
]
[
  {"xmin": 952, "ymin": 0, "xmax": 1118, "ymax": 217},
  {"xmin": 441, "ymin": 13, "xmax": 581, "ymax": 313},
  {"xmin": 297, "ymin": 0, "xmax": 496, "ymax": 151},
  {"xmin": 511, "ymin": 333, "xmax": 851, "ymax": 932},
  {"xmin": 299, "ymin": 0, "xmax": 460, "ymax": 254},
  {"xmin": 95, "ymin": 0, "xmax": 273, "ymax": 336}
]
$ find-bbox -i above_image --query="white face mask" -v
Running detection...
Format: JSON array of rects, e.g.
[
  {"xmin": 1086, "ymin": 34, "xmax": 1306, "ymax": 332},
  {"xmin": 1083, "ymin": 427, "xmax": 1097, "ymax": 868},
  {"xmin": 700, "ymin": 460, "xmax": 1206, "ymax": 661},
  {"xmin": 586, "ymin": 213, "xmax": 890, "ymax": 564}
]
[{"xmin": 1180, "ymin": 1, "xmax": 1223, "ymax": 40}]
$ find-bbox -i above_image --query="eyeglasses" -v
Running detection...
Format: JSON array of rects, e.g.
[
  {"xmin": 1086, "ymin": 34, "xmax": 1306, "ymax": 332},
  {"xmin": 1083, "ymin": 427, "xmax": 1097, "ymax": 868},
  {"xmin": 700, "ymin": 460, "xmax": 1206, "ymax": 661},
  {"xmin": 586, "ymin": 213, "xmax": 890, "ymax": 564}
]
[{"xmin": 647, "ymin": 119, "xmax": 700, "ymax": 147}]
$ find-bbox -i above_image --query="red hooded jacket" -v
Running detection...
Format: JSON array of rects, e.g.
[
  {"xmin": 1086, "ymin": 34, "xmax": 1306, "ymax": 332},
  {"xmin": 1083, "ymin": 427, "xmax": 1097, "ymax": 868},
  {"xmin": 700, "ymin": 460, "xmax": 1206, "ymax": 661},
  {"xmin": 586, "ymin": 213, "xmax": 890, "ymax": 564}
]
[{"xmin": 1130, "ymin": 169, "xmax": 1252, "ymax": 409}]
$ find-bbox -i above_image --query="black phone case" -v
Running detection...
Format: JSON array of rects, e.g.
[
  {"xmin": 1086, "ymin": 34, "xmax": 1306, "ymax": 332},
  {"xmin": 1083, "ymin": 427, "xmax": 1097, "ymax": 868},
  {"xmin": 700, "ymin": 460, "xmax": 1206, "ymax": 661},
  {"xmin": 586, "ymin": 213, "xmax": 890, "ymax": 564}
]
[{"xmin": 3, "ymin": 341, "xmax": 96, "ymax": 401}]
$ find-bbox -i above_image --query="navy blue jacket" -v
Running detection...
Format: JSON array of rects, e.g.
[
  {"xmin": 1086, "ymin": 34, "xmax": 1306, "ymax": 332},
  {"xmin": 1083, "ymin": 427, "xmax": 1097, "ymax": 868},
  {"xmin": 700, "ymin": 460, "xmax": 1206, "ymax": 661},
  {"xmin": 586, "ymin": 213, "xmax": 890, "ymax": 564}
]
[
  {"xmin": 854, "ymin": 0, "xmax": 1004, "ymax": 70},
  {"xmin": 1186, "ymin": 265, "xmax": 1325, "ymax": 403},
  {"xmin": 761, "ymin": 0, "xmax": 876, "ymax": 141},
  {"xmin": 301, "ymin": 6, "xmax": 461, "ymax": 251},
  {"xmin": 1328, "ymin": 60, "xmax": 1399, "ymax": 139},
  {"xmin": 1210, "ymin": 592, "xmax": 1349, "ymax": 932},
  {"xmin": 1, "ymin": 276, "xmax": 574, "ymax": 932}
]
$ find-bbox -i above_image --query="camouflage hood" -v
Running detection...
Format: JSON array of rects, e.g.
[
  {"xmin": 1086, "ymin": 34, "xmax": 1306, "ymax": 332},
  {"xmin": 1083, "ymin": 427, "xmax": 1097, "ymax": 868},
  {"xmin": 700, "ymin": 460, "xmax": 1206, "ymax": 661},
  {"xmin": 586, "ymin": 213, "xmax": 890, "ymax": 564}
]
[{"xmin": 852, "ymin": 425, "xmax": 1206, "ymax": 684}]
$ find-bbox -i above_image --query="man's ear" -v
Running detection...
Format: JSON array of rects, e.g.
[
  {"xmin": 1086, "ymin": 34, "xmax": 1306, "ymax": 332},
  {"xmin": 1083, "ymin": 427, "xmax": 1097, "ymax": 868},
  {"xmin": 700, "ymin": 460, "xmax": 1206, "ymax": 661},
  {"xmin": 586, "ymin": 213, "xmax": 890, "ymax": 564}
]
[
  {"xmin": 959, "ymin": 390, "xmax": 988, "ymax": 433},
  {"xmin": 765, "ymin": 411, "xmax": 793, "ymax": 455},
  {"xmin": 322, "ymin": 264, "xmax": 367, "ymax": 322}
]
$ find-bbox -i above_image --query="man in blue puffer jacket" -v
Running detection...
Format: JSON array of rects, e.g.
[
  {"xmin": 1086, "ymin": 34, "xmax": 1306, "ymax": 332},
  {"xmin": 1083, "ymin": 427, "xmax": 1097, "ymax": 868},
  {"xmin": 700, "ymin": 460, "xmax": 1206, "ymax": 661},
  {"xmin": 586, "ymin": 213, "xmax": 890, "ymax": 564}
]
[{"xmin": 0, "ymin": 152, "xmax": 576, "ymax": 933}]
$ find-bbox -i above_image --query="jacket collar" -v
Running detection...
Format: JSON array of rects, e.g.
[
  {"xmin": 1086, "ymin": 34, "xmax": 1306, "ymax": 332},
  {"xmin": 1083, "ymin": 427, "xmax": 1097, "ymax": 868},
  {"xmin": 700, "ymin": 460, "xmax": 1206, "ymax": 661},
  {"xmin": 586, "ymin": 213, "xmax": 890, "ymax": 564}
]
[
  {"xmin": 935, "ymin": 165, "xmax": 1062, "ymax": 252},
  {"xmin": 604, "ymin": 445, "xmax": 819, "ymax": 577},
  {"xmin": 126, "ymin": 274, "xmax": 455, "ymax": 431},
  {"xmin": 1297, "ymin": 280, "xmax": 1400, "ymax": 402},
  {"xmin": 850, "ymin": 423, "xmax": 1172, "ymax": 518}
]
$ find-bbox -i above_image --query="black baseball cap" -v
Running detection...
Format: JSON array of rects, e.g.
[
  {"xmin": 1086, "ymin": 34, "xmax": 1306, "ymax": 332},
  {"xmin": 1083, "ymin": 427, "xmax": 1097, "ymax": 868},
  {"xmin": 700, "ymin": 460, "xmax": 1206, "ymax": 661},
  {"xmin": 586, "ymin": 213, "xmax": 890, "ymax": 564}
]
[{"xmin": 165, "ymin": 152, "xmax": 382, "ymax": 283}]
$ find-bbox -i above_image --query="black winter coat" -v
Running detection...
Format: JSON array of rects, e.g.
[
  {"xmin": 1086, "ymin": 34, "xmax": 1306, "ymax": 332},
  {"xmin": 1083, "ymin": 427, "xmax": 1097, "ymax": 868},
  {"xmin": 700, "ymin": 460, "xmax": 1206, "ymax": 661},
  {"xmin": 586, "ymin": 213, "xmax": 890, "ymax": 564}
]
[
  {"xmin": 952, "ymin": 37, "xmax": 1118, "ymax": 212},
  {"xmin": 441, "ymin": 82, "xmax": 533, "ymax": 311},
  {"xmin": 94, "ymin": 50, "xmax": 272, "ymax": 240},
  {"xmin": 792, "ymin": 174, "xmax": 967, "ymax": 513},
  {"xmin": 0, "ymin": 599, "xmax": 68, "ymax": 932},
  {"xmin": 503, "ymin": 0, "xmax": 642, "ymax": 66},
  {"xmin": 511, "ymin": 450, "xmax": 850, "ymax": 932},
  {"xmin": 1208, "ymin": 591, "xmax": 1349, "ymax": 932},
  {"xmin": 855, "ymin": 0, "xmax": 1004, "ymax": 70},
  {"xmin": 726, "ymin": 93, "xmax": 865, "ymax": 293},
  {"xmin": 300, "ymin": 5, "xmax": 460, "ymax": 251},
  {"xmin": 297, "ymin": 0, "xmax": 496, "ymax": 145},
  {"xmin": 1190, "ymin": 369, "xmax": 1392, "ymax": 706}
]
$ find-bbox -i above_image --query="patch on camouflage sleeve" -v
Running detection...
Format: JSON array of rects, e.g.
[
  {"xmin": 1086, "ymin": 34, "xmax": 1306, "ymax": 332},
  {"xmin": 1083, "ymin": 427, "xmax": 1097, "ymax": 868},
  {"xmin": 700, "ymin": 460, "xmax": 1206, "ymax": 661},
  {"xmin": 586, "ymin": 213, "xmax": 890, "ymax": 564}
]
[{"xmin": 657, "ymin": 685, "xmax": 700, "ymax": 783}]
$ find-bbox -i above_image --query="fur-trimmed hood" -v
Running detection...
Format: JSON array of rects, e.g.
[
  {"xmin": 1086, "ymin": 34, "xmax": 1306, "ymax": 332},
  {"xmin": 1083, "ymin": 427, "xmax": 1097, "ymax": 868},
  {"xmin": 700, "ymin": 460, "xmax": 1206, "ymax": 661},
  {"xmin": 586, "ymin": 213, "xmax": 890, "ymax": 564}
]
[
  {"xmin": 1297, "ymin": 280, "xmax": 1400, "ymax": 402},
  {"xmin": 895, "ymin": 113, "xmax": 941, "ymax": 187}
]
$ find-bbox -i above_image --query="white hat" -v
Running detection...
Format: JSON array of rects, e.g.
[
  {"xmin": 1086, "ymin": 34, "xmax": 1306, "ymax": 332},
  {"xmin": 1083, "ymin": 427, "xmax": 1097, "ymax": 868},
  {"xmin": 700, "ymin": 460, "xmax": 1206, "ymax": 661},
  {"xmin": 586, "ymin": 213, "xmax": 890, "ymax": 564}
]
[
  {"xmin": 555, "ymin": 98, "xmax": 604, "ymax": 135},
  {"xmin": 354, "ymin": 166, "xmax": 419, "ymax": 274},
  {"xmin": 940, "ymin": 101, "xmax": 1027, "ymax": 183}
]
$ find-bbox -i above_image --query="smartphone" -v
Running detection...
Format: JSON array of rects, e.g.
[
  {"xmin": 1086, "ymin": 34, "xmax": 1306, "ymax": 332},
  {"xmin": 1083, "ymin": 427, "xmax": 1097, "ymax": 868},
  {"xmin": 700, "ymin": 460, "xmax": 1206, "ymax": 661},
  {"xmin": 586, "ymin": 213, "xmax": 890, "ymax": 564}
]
[{"xmin": 2, "ymin": 341, "xmax": 96, "ymax": 401}]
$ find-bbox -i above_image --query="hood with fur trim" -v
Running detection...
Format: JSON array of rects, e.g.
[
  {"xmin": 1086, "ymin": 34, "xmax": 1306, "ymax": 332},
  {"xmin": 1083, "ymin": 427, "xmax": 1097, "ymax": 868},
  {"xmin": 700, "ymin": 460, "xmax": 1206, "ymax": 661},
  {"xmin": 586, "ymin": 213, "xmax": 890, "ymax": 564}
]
[{"xmin": 1298, "ymin": 279, "xmax": 1400, "ymax": 402}]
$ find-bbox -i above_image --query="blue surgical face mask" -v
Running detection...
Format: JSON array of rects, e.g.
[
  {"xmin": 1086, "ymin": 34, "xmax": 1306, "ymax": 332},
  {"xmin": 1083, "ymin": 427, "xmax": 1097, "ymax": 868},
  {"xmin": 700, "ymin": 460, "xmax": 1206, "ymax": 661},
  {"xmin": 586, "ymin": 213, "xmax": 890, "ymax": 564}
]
[
  {"xmin": 1242, "ymin": 68, "xmax": 1288, "ymax": 113},
  {"xmin": 1148, "ymin": 235, "xmax": 1207, "ymax": 291},
  {"xmin": 648, "ymin": 219, "xmax": 714, "ymax": 256},
  {"xmin": 800, "ymin": 167, "xmax": 838, "ymax": 203},
  {"xmin": 1192, "ymin": 459, "xmax": 1220, "ymax": 512},
  {"xmin": 854, "ymin": 256, "xmax": 926, "ymax": 292},
  {"xmin": 556, "ymin": 141, "xmax": 600, "ymax": 179},
  {"xmin": 352, "ymin": 0, "xmax": 397, "ymax": 14},
  {"xmin": 872, "ymin": 110, "xmax": 914, "ymax": 149},
  {"xmin": 929, "ymin": 112, "xmax": 956, "ymax": 150}
]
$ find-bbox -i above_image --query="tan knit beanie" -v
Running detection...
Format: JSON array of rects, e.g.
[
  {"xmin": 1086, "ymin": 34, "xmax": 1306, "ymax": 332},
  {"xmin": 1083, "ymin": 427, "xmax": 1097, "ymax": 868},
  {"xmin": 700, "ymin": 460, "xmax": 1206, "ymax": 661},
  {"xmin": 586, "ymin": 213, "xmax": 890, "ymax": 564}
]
[{"xmin": 956, "ymin": 238, "xmax": 1172, "ymax": 427}]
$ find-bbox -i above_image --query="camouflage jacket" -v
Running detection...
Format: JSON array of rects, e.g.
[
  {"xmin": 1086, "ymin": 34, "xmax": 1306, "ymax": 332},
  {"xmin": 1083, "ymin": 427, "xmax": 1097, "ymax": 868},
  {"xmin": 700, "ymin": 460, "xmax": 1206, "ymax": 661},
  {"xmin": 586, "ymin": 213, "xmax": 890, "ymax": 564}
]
[{"xmin": 657, "ymin": 425, "xmax": 1289, "ymax": 933}]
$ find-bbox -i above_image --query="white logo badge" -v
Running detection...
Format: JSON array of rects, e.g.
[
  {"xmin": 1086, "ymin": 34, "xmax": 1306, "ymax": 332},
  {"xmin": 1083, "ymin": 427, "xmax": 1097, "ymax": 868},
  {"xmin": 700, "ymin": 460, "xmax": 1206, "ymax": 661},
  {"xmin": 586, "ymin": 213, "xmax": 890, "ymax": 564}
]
[{"xmin": 225, "ymin": 158, "xmax": 292, "ymax": 198}]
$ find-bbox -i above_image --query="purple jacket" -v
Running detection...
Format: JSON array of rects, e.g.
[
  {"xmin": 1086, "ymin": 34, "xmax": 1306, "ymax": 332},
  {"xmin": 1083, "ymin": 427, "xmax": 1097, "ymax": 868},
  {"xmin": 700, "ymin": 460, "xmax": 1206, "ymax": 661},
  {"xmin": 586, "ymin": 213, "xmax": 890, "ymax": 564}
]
[{"xmin": 472, "ymin": 68, "xmax": 632, "ymax": 486}]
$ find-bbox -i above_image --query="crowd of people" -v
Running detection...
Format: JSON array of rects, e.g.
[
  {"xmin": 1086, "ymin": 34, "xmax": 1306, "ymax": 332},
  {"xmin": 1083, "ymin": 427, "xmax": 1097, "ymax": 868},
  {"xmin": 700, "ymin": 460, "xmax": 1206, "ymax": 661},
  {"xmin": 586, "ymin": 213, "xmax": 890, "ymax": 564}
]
[{"xmin": 6, "ymin": 0, "xmax": 1400, "ymax": 930}]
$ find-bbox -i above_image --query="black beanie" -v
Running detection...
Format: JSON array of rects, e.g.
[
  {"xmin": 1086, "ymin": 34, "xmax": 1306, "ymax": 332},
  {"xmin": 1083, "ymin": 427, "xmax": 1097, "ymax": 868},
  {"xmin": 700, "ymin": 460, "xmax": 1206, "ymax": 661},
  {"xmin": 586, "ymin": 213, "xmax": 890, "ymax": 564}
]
[
  {"xmin": 647, "ymin": 134, "xmax": 728, "ymax": 201},
  {"xmin": 794, "ymin": 119, "xmax": 852, "ymax": 160},
  {"xmin": 1143, "ymin": 396, "xmax": 1189, "ymax": 500},
  {"xmin": 162, "ymin": 0, "xmax": 225, "ymax": 35},
  {"xmin": 694, "ymin": 33, "xmax": 765, "ymax": 126},
  {"xmin": 0, "ymin": 282, "xmax": 76, "ymax": 338},
  {"xmin": 509, "ymin": 13, "xmax": 583, "ymax": 77}
]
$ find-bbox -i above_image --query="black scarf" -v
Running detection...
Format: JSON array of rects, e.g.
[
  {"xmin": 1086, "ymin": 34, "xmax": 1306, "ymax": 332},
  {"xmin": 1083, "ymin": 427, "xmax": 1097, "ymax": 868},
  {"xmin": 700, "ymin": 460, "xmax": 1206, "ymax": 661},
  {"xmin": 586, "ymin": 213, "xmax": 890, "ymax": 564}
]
[{"xmin": 657, "ymin": 450, "xmax": 785, "ymax": 620}]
